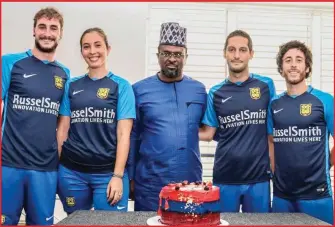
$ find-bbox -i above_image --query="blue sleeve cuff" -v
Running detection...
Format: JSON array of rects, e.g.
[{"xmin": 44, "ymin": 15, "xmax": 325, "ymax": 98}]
[{"xmin": 202, "ymin": 119, "xmax": 218, "ymax": 128}]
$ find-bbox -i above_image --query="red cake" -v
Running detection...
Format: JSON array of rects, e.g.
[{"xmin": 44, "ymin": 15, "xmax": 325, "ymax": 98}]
[{"xmin": 158, "ymin": 181, "xmax": 221, "ymax": 226}]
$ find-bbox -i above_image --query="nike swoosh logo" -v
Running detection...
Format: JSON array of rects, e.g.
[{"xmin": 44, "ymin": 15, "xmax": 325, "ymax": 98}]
[
  {"xmin": 222, "ymin": 96, "xmax": 232, "ymax": 103},
  {"xmin": 273, "ymin": 108, "xmax": 283, "ymax": 114},
  {"xmin": 46, "ymin": 215, "xmax": 54, "ymax": 221},
  {"xmin": 23, "ymin": 73, "xmax": 37, "ymax": 78},
  {"xmin": 73, "ymin": 90, "xmax": 84, "ymax": 95},
  {"xmin": 117, "ymin": 206, "xmax": 125, "ymax": 210}
]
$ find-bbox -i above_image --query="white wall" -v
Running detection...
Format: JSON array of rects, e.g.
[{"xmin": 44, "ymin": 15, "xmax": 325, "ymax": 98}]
[
  {"xmin": 2, "ymin": 2, "xmax": 148, "ymax": 84},
  {"xmin": 2, "ymin": 2, "xmax": 333, "ymax": 85}
]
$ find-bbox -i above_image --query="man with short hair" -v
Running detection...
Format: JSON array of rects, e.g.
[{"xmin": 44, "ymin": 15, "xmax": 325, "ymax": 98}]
[
  {"xmin": 2, "ymin": 7, "xmax": 70, "ymax": 225},
  {"xmin": 199, "ymin": 30, "xmax": 276, "ymax": 213},
  {"xmin": 268, "ymin": 40, "xmax": 333, "ymax": 224},
  {"xmin": 128, "ymin": 22, "xmax": 207, "ymax": 211}
]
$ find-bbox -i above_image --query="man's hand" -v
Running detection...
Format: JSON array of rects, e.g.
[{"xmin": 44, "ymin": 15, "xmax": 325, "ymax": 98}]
[{"xmin": 330, "ymin": 148, "xmax": 334, "ymax": 167}]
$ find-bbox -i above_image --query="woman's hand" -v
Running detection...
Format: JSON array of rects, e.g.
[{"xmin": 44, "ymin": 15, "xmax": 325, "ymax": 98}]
[{"xmin": 106, "ymin": 176, "xmax": 123, "ymax": 205}]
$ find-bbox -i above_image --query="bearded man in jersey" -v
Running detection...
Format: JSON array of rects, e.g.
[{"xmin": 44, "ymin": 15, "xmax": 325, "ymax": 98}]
[
  {"xmin": 2, "ymin": 7, "xmax": 69, "ymax": 225},
  {"xmin": 268, "ymin": 40, "xmax": 333, "ymax": 225}
]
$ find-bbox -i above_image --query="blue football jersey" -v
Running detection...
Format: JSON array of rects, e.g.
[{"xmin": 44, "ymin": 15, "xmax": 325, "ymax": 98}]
[
  {"xmin": 2, "ymin": 50, "xmax": 70, "ymax": 171},
  {"xmin": 267, "ymin": 86, "xmax": 334, "ymax": 199},
  {"xmin": 202, "ymin": 73, "xmax": 276, "ymax": 184},
  {"xmin": 59, "ymin": 72, "xmax": 136, "ymax": 173}
]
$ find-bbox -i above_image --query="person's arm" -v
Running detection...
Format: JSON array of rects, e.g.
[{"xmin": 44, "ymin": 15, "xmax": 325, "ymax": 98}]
[
  {"xmin": 107, "ymin": 119, "xmax": 133, "ymax": 204},
  {"xmin": 268, "ymin": 78, "xmax": 277, "ymax": 100},
  {"xmin": 2, "ymin": 55, "xmax": 12, "ymax": 113},
  {"xmin": 330, "ymin": 147, "xmax": 334, "ymax": 167},
  {"xmin": 57, "ymin": 79, "xmax": 71, "ymax": 156},
  {"xmin": 199, "ymin": 87, "xmax": 219, "ymax": 141},
  {"xmin": 57, "ymin": 116, "xmax": 70, "ymax": 156},
  {"xmin": 128, "ymin": 98, "xmax": 141, "ymax": 200},
  {"xmin": 199, "ymin": 125, "xmax": 217, "ymax": 141},
  {"xmin": 267, "ymin": 100, "xmax": 275, "ymax": 173},
  {"xmin": 106, "ymin": 79, "xmax": 136, "ymax": 205},
  {"xmin": 268, "ymin": 135, "xmax": 275, "ymax": 173}
]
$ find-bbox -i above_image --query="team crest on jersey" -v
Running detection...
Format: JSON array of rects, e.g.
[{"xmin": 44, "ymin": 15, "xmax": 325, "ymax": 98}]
[
  {"xmin": 54, "ymin": 76, "xmax": 64, "ymax": 89},
  {"xmin": 66, "ymin": 197, "xmax": 75, "ymax": 207},
  {"xmin": 97, "ymin": 88, "xmax": 110, "ymax": 99},
  {"xmin": 1, "ymin": 215, "xmax": 5, "ymax": 224},
  {"xmin": 249, "ymin": 87, "xmax": 261, "ymax": 100},
  {"xmin": 300, "ymin": 104, "xmax": 312, "ymax": 116}
]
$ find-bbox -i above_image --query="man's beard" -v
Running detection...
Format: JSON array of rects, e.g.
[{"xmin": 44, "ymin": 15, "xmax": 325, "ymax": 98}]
[
  {"xmin": 35, "ymin": 37, "xmax": 58, "ymax": 53},
  {"xmin": 161, "ymin": 67, "xmax": 180, "ymax": 78},
  {"xmin": 228, "ymin": 62, "xmax": 247, "ymax": 74},
  {"xmin": 283, "ymin": 72, "xmax": 305, "ymax": 85}
]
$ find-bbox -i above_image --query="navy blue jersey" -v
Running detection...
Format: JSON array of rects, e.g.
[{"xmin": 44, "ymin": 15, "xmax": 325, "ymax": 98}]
[
  {"xmin": 202, "ymin": 74, "xmax": 276, "ymax": 184},
  {"xmin": 267, "ymin": 86, "xmax": 334, "ymax": 200},
  {"xmin": 2, "ymin": 50, "xmax": 70, "ymax": 171},
  {"xmin": 59, "ymin": 72, "xmax": 136, "ymax": 173}
]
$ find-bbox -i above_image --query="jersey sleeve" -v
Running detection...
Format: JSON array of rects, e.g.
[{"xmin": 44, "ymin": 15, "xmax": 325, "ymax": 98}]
[
  {"xmin": 117, "ymin": 80, "xmax": 136, "ymax": 120},
  {"xmin": 267, "ymin": 100, "xmax": 274, "ymax": 135},
  {"xmin": 202, "ymin": 87, "xmax": 219, "ymax": 127},
  {"xmin": 59, "ymin": 79, "xmax": 71, "ymax": 116},
  {"xmin": 2, "ymin": 52, "xmax": 32, "ymax": 100},
  {"xmin": 324, "ymin": 95, "xmax": 334, "ymax": 136},
  {"xmin": 2, "ymin": 55, "xmax": 12, "ymax": 100},
  {"xmin": 312, "ymin": 89, "xmax": 334, "ymax": 137},
  {"xmin": 56, "ymin": 61, "xmax": 71, "ymax": 81},
  {"xmin": 268, "ymin": 78, "xmax": 277, "ymax": 100},
  {"xmin": 63, "ymin": 67, "xmax": 71, "ymax": 80}
]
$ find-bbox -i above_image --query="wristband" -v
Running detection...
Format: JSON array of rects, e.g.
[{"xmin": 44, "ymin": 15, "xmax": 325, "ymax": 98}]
[{"xmin": 113, "ymin": 173, "xmax": 123, "ymax": 179}]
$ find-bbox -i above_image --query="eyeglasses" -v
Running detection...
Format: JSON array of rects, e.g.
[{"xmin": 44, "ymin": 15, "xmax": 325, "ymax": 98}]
[{"xmin": 157, "ymin": 52, "xmax": 185, "ymax": 59}]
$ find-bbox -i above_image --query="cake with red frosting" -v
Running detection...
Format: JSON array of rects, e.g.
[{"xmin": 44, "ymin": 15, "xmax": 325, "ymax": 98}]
[{"xmin": 158, "ymin": 181, "xmax": 221, "ymax": 225}]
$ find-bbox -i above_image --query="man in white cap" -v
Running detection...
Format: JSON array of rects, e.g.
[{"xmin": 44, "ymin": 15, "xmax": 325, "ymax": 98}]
[{"xmin": 128, "ymin": 22, "xmax": 207, "ymax": 211}]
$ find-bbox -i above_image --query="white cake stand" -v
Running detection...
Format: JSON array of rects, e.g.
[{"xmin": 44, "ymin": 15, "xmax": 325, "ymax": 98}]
[{"xmin": 147, "ymin": 216, "xmax": 229, "ymax": 226}]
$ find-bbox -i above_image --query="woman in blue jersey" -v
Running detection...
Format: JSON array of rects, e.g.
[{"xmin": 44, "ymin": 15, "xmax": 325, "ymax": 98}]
[{"xmin": 57, "ymin": 27, "xmax": 135, "ymax": 214}]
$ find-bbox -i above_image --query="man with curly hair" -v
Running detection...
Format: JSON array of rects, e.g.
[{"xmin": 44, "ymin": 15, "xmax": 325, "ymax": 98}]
[{"xmin": 267, "ymin": 40, "xmax": 333, "ymax": 224}]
